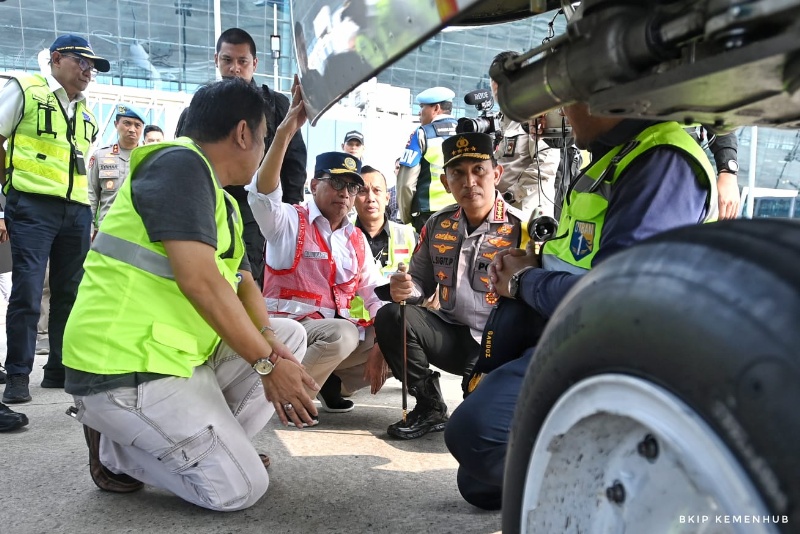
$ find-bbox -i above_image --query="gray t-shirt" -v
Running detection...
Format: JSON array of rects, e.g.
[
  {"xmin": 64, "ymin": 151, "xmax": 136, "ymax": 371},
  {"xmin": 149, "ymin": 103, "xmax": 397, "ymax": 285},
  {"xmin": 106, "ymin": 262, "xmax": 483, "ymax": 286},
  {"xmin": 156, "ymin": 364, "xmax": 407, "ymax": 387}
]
[{"xmin": 66, "ymin": 146, "xmax": 250, "ymax": 395}]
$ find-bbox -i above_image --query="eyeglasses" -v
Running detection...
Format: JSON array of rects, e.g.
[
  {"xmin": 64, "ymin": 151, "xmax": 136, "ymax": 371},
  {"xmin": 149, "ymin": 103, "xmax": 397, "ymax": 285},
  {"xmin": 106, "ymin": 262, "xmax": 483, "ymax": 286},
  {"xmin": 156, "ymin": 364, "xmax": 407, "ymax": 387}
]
[
  {"xmin": 319, "ymin": 176, "xmax": 361, "ymax": 195},
  {"xmin": 62, "ymin": 54, "xmax": 97, "ymax": 74}
]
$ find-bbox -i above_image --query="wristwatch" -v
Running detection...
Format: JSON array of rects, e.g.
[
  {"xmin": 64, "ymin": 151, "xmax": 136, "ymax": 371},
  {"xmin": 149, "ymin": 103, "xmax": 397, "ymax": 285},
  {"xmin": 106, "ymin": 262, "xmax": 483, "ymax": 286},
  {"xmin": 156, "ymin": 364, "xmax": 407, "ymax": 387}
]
[
  {"xmin": 252, "ymin": 357, "xmax": 275, "ymax": 376},
  {"xmin": 508, "ymin": 267, "xmax": 535, "ymax": 299},
  {"xmin": 720, "ymin": 160, "xmax": 739, "ymax": 174}
]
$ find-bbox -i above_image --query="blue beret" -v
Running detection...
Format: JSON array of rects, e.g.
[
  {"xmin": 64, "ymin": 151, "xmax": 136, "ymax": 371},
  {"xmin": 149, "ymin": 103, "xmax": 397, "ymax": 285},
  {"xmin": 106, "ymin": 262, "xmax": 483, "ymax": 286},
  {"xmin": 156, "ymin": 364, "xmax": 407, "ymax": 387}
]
[
  {"xmin": 416, "ymin": 86, "xmax": 455, "ymax": 105},
  {"xmin": 115, "ymin": 104, "xmax": 145, "ymax": 123},
  {"xmin": 315, "ymin": 152, "xmax": 364, "ymax": 185}
]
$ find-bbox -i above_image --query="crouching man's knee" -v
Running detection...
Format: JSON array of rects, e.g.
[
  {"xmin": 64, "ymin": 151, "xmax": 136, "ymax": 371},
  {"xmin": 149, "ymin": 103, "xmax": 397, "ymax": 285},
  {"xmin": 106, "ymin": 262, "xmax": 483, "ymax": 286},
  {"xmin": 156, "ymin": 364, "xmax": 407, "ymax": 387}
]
[
  {"xmin": 374, "ymin": 302, "xmax": 402, "ymax": 332},
  {"xmin": 169, "ymin": 428, "xmax": 270, "ymax": 511}
]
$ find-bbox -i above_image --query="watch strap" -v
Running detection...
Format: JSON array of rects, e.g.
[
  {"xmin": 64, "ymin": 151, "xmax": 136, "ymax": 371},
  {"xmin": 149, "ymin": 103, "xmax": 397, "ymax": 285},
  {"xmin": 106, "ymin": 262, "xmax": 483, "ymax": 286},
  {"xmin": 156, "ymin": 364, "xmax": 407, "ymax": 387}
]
[{"xmin": 510, "ymin": 266, "xmax": 536, "ymax": 298}]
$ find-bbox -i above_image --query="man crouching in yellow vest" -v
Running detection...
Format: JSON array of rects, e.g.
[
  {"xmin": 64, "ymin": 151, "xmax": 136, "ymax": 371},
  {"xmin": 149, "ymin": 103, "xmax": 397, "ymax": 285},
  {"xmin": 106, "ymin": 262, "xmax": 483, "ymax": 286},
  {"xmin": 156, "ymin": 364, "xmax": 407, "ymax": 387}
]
[{"xmin": 62, "ymin": 78, "xmax": 318, "ymax": 511}]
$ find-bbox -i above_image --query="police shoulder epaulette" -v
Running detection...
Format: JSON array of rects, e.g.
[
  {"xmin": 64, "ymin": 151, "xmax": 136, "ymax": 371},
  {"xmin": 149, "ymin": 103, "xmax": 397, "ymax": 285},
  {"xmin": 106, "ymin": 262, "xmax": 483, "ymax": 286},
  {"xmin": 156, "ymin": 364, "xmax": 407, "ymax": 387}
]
[
  {"xmin": 437, "ymin": 202, "xmax": 460, "ymax": 215},
  {"xmin": 504, "ymin": 203, "xmax": 526, "ymax": 222}
]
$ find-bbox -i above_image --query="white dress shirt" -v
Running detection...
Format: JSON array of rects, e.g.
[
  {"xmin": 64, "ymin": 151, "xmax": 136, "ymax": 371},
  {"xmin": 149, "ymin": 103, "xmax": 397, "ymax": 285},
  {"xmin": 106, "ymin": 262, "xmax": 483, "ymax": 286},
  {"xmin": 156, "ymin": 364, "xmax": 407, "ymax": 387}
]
[{"xmin": 246, "ymin": 177, "xmax": 386, "ymax": 319}]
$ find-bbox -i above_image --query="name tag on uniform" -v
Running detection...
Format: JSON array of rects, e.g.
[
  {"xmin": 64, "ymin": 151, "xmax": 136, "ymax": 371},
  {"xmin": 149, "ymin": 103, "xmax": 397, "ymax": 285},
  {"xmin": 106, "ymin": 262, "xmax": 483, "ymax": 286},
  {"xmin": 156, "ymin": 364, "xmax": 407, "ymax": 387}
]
[{"xmin": 303, "ymin": 251, "xmax": 329, "ymax": 260}]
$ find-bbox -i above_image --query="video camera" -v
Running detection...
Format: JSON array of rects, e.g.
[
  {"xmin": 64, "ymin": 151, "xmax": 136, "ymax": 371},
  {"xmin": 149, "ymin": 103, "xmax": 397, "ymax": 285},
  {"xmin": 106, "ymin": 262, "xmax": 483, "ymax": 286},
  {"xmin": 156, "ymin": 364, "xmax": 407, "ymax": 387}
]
[{"xmin": 456, "ymin": 89, "xmax": 502, "ymax": 143}]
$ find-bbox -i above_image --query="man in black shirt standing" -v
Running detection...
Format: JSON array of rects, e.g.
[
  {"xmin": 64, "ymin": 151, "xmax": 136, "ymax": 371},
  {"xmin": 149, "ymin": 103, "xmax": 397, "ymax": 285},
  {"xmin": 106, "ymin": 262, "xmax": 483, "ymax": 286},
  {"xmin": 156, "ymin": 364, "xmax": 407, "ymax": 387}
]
[{"xmin": 177, "ymin": 28, "xmax": 308, "ymax": 290}]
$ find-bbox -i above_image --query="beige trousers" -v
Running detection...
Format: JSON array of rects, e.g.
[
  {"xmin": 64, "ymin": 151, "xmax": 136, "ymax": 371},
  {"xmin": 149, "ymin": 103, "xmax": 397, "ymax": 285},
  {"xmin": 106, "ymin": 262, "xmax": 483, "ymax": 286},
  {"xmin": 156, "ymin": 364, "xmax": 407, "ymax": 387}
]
[
  {"xmin": 300, "ymin": 318, "xmax": 374, "ymax": 396},
  {"xmin": 72, "ymin": 318, "xmax": 306, "ymax": 511}
]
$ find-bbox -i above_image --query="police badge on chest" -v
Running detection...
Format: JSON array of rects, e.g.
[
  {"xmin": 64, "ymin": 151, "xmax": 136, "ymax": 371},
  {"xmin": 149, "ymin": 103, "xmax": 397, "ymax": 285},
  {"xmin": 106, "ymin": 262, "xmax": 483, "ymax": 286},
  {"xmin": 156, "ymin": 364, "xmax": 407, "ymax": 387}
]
[{"xmin": 502, "ymin": 138, "xmax": 517, "ymax": 157}]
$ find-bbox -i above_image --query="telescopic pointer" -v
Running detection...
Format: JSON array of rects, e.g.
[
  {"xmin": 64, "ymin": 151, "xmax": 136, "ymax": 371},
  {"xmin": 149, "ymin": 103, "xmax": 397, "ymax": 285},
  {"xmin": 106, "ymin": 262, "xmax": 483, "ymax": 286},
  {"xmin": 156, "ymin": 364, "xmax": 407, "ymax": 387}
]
[{"xmin": 397, "ymin": 262, "xmax": 409, "ymax": 423}]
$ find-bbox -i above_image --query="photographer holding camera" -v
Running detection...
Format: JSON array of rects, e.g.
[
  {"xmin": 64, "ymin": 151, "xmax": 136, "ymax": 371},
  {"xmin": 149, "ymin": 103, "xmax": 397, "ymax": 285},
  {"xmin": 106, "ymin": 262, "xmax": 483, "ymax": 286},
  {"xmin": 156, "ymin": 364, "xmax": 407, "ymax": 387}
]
[{"xmin": 489, "ymin": 51, "xmax": 560, "ymax": 220}]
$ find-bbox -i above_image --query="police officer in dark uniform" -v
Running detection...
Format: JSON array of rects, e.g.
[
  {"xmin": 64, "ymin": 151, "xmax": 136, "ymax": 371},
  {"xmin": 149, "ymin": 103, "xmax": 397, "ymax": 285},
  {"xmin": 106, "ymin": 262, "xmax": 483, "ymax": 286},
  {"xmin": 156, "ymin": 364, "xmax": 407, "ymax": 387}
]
[
  {"xmin": 87, "ymin": 104, "xmax": 144, "ymax": 231},
  {"xmin": 396, "ymin": 86, "xmax": 458, "ymax": 232},
  {"xmin": 374, "ymin": 132, "xmax": 529, "ymax": 440}
]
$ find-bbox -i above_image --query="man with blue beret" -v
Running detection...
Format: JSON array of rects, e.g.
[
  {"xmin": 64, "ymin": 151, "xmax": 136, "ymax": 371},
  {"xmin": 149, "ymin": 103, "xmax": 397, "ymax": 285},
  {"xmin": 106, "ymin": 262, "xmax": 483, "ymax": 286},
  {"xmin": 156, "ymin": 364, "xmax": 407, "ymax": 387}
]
[
  {"xmin": 397, "ymin": 86, "xmax": 458, "ymax": 232},
  {"xmin": 248, "ymin": 85, "xmax": 388, "ymax": 423},
  {"xmin": 88, "ymin": 104, "xmax": 145, "ymax": 232},
  {"xmin": 0, "ymin": 34, "xmax": 106, "ymax": 399}
]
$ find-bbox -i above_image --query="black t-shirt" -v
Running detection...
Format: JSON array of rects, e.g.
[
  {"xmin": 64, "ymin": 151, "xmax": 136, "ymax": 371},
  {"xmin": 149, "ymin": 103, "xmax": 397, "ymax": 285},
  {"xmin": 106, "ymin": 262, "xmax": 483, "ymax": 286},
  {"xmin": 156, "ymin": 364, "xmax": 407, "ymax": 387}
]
[
  {"xmin": 356, "ymin": 217, "xmax": 391, "ymax": 268},
  {"xmin": 65, "ymin": 146, "xmax": 249, "ymax": 395},
  {"xmin": 131, "ymin": 146, "xmax": 249, "ymax": 272}
]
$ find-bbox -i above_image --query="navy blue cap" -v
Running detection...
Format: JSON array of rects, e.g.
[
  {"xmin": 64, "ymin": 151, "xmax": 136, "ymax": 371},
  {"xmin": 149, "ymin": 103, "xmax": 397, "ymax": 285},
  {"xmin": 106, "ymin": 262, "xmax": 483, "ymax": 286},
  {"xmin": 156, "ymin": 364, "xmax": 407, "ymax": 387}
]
[
  {"xmin": 315, "ymin": 152, "xmax": 364, "ymax": 185},
  {"xmin": 114, "ymin": 104, "xmax": 145, "ymax": 123},
  {"xmin": 442, "ymin": 132, "xmax": 495, "ymax": 168},
  {"xmin": 50, "ymin": 34, "xmax": 110, "ymax": 73},
  {"xmin": 416, "ymin": 86, "xmax": 455, "ymax": 105}
]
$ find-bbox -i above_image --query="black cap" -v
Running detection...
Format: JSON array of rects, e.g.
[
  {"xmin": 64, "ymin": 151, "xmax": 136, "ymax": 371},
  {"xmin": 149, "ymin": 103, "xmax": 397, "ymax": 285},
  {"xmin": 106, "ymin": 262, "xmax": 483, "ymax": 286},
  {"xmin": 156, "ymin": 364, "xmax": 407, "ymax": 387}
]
[
  {"xmin": 343, "ymin": 130, "xmax": 364, "ymax": 144},
  {"xmin": 50, "ymin": 34, "xmax": 110, "ymax": 73},
  {"xmin": 442, "ymin": 132, "xmax": 494, "ymax": 168}
]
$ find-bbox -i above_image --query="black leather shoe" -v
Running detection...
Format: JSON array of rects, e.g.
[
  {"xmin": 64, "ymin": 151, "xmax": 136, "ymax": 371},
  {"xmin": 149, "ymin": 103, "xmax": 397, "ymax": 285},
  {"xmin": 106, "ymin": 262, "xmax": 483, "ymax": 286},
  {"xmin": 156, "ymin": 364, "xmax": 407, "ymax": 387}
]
[
  {"xmin": 2, "ymin": 374, "xmax": 32, "ymax": 404},
  {"xmin": 0, "ymin": 365, "xmax": 7, "ymax": 384},
  {"xmin": 0, "ymin": 402, "xmax": 29, "ymax": 432},
  {"xmin": 387, "ymin": 371, "xmax": 449, "ymax": 440},
  {"xmin": 387, "ymin": 404, "xmax": 449, "ymax": 440},
  {"xmin": 83, "ymin": 425, "xmax": 144, "ymax": 493}
]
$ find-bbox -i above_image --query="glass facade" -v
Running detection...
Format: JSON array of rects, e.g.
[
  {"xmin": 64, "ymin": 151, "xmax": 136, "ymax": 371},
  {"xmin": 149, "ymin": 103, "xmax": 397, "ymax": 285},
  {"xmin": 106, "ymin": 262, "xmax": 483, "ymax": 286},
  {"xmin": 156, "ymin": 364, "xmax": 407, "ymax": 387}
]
[
  {"xmin": 1, "ymin": 1, "xmax": 798, "ymax": 197},
  {"xmin": 0, "ymin": 0, "xmax": 558, "ymax": 111},
  {"xmin": 0, "ymin": 0, "xmax": 297, "ymax": 93},
  {"xmin": 378, "ymin": 16, "xmax": 560, "ymax": 118}
]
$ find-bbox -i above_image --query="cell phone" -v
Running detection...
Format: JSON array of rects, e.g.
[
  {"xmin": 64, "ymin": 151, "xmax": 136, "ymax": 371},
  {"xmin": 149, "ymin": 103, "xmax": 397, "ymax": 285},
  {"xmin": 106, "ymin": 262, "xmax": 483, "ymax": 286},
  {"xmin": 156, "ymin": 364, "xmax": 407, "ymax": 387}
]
[{"xmin": 74, "ymin": 148, "xmax": 87, "ymax": 175}]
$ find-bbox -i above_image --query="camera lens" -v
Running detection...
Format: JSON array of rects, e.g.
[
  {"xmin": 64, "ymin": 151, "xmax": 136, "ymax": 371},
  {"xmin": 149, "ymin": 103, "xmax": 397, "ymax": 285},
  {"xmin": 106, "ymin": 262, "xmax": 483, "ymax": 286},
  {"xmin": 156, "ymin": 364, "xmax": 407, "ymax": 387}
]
[
  {"xmin": 457, "ymin": 116, "xmax": 495, "ymax": 135},
  {"xmin": 529, "ymin": 216, "xmax": 559, "ymax": 242}
]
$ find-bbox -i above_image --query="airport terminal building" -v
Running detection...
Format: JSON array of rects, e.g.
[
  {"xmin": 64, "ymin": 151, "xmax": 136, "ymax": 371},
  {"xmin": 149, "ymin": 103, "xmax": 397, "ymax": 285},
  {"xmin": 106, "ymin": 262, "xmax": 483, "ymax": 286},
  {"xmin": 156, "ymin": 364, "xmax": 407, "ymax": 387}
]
[{"xmin": 0, "ymin": 0, "xmax": 798, "ymax": 213}]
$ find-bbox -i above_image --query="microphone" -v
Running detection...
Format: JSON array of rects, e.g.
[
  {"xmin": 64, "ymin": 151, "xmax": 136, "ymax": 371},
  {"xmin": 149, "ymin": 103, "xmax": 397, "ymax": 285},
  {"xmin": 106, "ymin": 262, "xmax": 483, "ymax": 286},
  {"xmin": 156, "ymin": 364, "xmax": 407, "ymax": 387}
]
[{"xmin": 464, "ymin": 89, "xmax": 492, "ymax": 106}]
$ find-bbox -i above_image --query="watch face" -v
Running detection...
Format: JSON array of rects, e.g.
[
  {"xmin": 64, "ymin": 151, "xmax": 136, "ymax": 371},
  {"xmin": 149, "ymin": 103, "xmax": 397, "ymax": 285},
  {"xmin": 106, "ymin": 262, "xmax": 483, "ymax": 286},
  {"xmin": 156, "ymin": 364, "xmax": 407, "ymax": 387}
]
[
  {"xmin": 253, "ymin": 358, "xmax": 274, "ymax": 375},
  {"xmin": 727, "ymin": 160, "xmax": 739, "ymax": 172}
]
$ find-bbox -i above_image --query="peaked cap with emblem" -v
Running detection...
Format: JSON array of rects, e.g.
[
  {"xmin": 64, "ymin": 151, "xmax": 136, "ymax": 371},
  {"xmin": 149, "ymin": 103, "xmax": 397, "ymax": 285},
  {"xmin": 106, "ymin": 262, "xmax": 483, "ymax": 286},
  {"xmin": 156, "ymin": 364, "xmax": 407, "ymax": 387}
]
[
  {"xmin": 50, "ymin": 34, "xmax": 110, "ymax": 73},
  {"xmin": 315, "ymin": 151, "xmax": 364, "ymax": 185},
  {"xmin": 442, "ymin": 132, "xmax": 495, "ymax": 168}
]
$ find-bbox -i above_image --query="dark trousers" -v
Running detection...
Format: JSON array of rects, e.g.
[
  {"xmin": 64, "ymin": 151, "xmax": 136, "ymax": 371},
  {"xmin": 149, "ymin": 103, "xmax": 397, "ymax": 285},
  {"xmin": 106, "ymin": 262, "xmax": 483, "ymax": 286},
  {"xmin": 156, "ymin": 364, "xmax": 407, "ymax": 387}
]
[
  {"xmin": 242, "ymin": 220, "xmax": 266, "ymax": 291},
  {"xmin": 374, "ymin": 303, "xmax": 479, "ymax": 391},
  {"xmin": 444, "ymin": 349, "xmax": 534, "ymax": 510},
  {"xmin": 4, "ymin": 190, "xmax": 91, "ymax": 376}
]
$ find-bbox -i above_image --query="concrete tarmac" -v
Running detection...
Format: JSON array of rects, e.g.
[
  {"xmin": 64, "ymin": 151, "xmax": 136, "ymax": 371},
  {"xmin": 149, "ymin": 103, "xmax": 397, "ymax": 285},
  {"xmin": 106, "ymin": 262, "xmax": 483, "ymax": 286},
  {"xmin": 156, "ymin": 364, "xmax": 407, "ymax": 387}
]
[{"xmin": 1, "ymin": 312, "xmax": 501, "ymax": 533}]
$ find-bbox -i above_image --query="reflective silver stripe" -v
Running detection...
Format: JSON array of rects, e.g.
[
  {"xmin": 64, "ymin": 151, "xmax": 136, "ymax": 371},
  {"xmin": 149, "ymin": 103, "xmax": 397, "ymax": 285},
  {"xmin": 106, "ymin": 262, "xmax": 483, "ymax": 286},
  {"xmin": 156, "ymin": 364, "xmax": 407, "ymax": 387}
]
[
  {"xmin": 391, "ymin": 222, "xmax": 414, "ymax": 246},
  {"xmin": 92, "ymin": 232, "xmax": 175, "ymax": 280},
  {"xmin": 264, "ymin": 298, "xmax": 337, "ymax": 319},
  {"xmin": 542, "ymin": 253, "xmax": 589, "ymax": 275}
]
